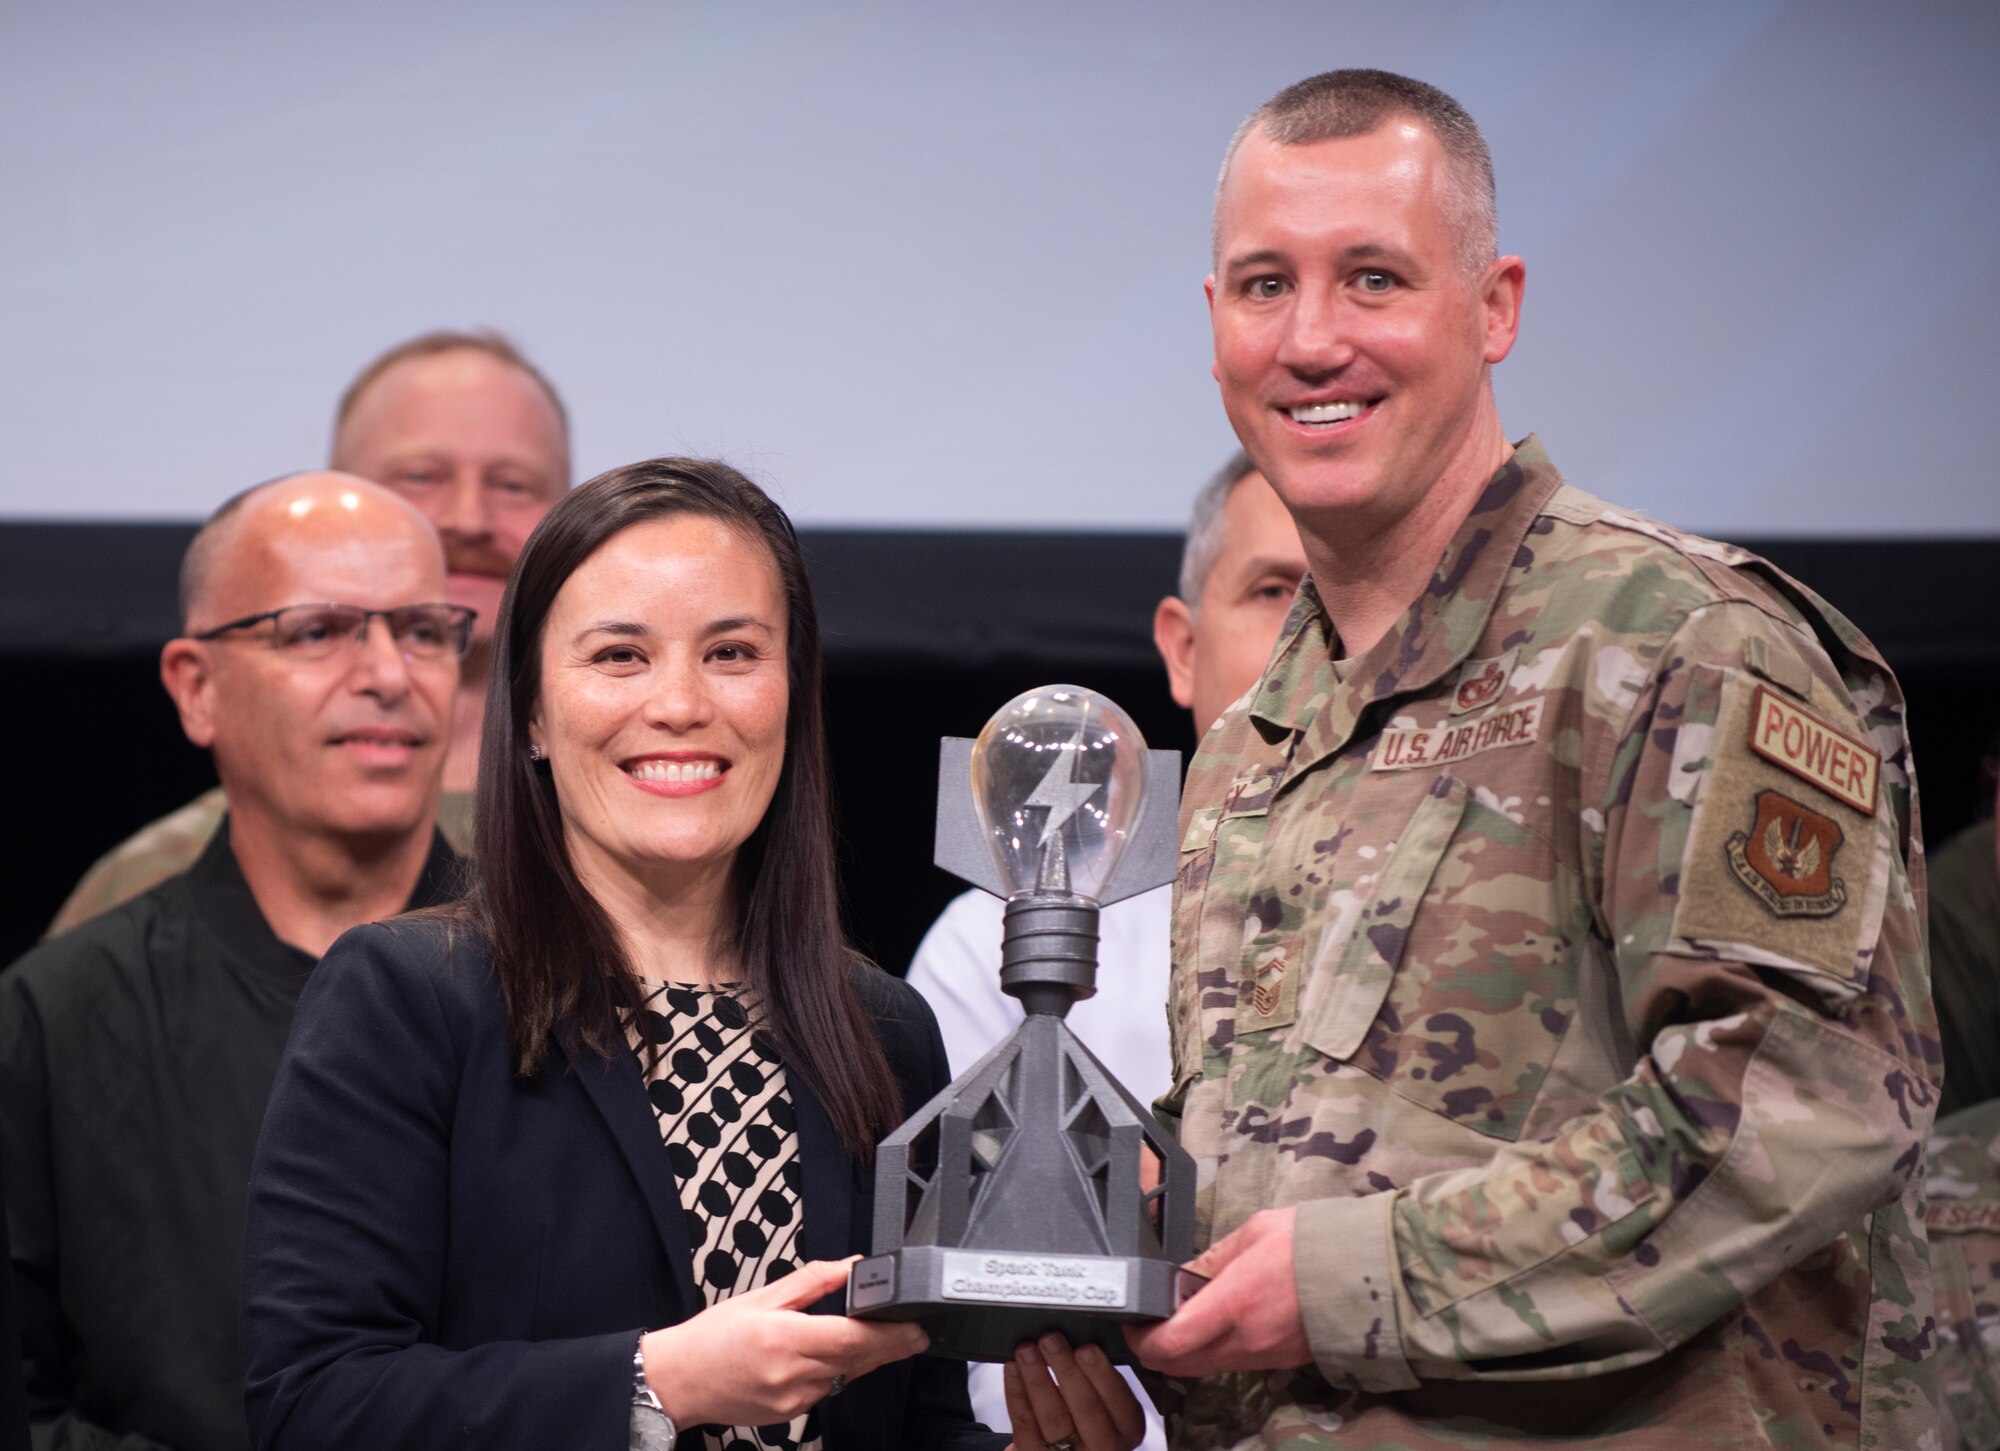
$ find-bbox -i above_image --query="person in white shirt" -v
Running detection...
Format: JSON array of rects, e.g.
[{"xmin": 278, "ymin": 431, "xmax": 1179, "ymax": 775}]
[{"xmin": 907, "ymin": 451, "xmax": 1308, "ymax": 1447}]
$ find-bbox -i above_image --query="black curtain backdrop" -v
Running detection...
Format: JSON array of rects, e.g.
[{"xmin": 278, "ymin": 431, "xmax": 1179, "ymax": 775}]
[{"xmin": 4, "ymin": 523, "xmax": 1996, "ymax": 975}]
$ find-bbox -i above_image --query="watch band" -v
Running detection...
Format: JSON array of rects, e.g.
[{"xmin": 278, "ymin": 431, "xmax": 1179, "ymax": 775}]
[{"xmin": 632, "ymin": 1337, "xmax": 676, "ymax": 1450}]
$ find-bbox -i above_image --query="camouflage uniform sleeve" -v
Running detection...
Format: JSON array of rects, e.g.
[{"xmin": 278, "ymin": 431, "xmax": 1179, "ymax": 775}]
[
  {"xmin": 44, "ymin": 787, "xmax": 227, "ymax": 937},
  {"xmin": 1293, "ymin": 599, "xmax": 1936, "ymax": 1389}
]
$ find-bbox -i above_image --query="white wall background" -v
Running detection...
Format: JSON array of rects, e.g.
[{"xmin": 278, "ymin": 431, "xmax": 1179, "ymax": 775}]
[{"xmin": 3, "ymin": 1, "xmax": 1995, "ymax": 533}]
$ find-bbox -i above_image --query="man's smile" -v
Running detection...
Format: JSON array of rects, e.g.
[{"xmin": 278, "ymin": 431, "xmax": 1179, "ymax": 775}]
[
  {"xmin": 1286, "ymin": 399, "xmax": 1374, "ymax": 426},
  {"xmin": 329, "ymin": 726, "xmax": 428, "ymax": 766}
]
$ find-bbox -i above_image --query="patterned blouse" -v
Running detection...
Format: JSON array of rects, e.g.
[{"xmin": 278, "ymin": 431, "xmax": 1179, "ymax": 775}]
[{"xmin": 628, "ymin": 979, "xmax": 820, "ymax": 1451}]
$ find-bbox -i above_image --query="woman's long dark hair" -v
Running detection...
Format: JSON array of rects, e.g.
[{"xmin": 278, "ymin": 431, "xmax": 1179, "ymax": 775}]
[{"xmin": 466, "ymin": 457, "xmax": 901, "ymax": 1159}]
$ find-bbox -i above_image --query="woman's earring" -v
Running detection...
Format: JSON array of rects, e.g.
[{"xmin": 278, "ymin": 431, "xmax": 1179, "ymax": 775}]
[{"xmin": 528, "ymin": 742, "xmax": 544, "ymax": 761}]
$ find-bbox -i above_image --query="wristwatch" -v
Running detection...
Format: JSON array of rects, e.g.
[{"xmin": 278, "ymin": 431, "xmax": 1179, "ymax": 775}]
[{"xmin": 632, "ymin": 1337, "xmax": 677, "ymax": 1451}]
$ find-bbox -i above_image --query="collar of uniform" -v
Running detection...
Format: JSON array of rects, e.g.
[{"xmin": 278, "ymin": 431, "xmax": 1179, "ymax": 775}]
[
  {"xmin": 189, "ymin": 815, "xmax": 466, "ymax": 970},
  {"xmin": 1250, "ymin": 573, "xmax": 1341, "ymax": 734},
  {"xmin": 1252, "ymin": 435, "xmax": 1565, "ymax": 758}
]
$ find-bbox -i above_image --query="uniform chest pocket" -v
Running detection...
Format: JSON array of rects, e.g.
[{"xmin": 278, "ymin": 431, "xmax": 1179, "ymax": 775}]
[
  {"xmin": 1300, "ymin": 774, "xmax": 1585, "ymax": 1143},
  {"xmin": 1298, "ymin": 777, "xmax": 1468, "ymax": 1062}
]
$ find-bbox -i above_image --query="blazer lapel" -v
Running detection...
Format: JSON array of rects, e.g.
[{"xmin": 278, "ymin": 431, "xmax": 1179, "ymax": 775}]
[
  {"xmin": 562, "ymin": 1035, "xmax": 701, "ymax": 1310},
  {"xmin": 789, "ymin": 1067, "xmax": 854, "ymax": 1265}
]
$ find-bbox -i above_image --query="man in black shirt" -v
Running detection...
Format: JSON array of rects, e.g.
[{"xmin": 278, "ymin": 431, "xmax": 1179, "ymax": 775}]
[{"xmin": 1, "ymin": 473, "xmax": 469, "ymax": 1450}]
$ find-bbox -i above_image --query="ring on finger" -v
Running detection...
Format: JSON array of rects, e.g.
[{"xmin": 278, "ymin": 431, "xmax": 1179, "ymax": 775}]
[
  {"xmin": 1045, "ymin": 1439, "xmax": 1079, "ymax": 1451},
  {"xmin": 826, "ymin": 1373, "xmax": 847, "ymax": 1397}
]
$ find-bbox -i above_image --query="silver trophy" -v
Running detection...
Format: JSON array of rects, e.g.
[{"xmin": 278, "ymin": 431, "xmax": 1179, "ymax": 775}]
[{"xmin": 849, "ymin": 686, "xmax": 1196, "ymax": 1363}]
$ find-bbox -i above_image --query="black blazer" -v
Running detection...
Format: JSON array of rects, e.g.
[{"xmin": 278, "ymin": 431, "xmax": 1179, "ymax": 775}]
[{"xmin": 242, "ymin": 916, "xmax": 1004, "ymax": 1451}]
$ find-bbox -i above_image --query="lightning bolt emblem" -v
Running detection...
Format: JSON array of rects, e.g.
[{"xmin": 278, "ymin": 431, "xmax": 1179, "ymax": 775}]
[{"xmin": 1025, "ymin": 723, "xmax": 1101, "ymax": 847}]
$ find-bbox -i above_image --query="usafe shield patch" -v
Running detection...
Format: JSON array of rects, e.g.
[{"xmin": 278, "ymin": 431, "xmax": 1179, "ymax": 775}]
[
  {"xmin": 1672, "ymin": 668, "xmax": 1876, "ymax": 984},
  {"xmin": 1726, "ymin": 789, "xmax": 1847, "ymax": 918},
  {"xmin": 1373, "ymin": 696, "xmax": 1544, "ymax": 771},
  {"xmin": 1747, "ymin": 685, "xmax": 1879, "ymax": 816}
]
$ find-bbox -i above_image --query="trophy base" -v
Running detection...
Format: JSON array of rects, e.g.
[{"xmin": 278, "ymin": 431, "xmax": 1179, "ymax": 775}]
[{"xmin": 847, "ymin": 1246, "xmax": 1181, "ymax": 1364}]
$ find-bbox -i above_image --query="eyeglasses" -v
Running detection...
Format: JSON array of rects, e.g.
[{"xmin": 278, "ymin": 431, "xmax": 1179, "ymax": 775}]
[{"xmin": 190, "ymin": 603, "xmax": 477, "ymax": 661}]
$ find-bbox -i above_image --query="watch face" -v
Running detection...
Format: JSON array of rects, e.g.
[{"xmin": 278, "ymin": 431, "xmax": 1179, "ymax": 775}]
[{"xmin": 632, "ymin": 1407, "xmax": 677, "ymax": 1451}]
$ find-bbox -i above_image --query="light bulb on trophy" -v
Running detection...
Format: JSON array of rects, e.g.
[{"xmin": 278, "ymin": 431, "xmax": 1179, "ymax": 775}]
[
  {"xmin": 848, "ymin": 685, "xmax": 1196, "ymax": 1363},
  {"xmin": 975, "ymin": 687, "xmax": 1141, "ymax": 900}
]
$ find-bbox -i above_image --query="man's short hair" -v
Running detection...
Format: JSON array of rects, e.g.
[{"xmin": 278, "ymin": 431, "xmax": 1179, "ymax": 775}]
[
  {"xmin": 331, "ymin": 328, "xmax": 571, "ymax": 451},
  {"xmin": 1179, "ymin": 450, "xmax": 1259, "ymax": 606},
  {"xmin": 1217, "ymin": 69, "xmax": 1497, "ymax": 276}
]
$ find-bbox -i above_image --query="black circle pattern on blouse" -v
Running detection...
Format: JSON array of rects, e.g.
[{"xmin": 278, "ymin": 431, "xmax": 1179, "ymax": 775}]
[{"xmin": 630, "ymin": 981, "xmax": 818, "ymax": 1451}]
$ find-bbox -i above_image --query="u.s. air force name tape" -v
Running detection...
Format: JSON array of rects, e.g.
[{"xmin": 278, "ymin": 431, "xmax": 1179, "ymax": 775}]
[{"xmin": 1373, "ymin": 696, "xmax": 1544, "ymax": 772}]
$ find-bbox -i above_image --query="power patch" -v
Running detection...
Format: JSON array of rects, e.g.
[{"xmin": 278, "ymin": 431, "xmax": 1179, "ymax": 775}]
[{"xmin": 1746, "ymin": 685, "xmax": 1878, "ymax": 816}]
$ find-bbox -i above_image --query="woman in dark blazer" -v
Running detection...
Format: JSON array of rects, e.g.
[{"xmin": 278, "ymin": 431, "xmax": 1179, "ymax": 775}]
[{"xmin": 242, "ymin": 461, "xmax": 1144, "ymax": 1451}]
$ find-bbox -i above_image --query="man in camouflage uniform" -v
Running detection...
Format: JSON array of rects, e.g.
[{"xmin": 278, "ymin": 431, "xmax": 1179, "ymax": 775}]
[
  {"xmin": 1928, "ymin": 1102, "xmax": 2000, "ymax": 1449},
  {"xmin": 1126, "ymin": 70, "xmax": 1939, "ymax": 1449}
]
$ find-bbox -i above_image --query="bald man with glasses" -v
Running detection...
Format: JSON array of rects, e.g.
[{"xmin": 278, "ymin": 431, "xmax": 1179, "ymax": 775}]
[
  {"xmin": 0, "ymin": 473, "xmax": 467, "ymax": 1451},
  {"xmin": 46, "ymin": 328, "xmax": 572, "ymax": 936}
]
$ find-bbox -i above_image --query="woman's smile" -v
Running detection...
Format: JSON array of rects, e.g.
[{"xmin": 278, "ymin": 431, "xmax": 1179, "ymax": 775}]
[{"xmin": 623, "ymin": 751, "xmax": 729, "ymax": 797}]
